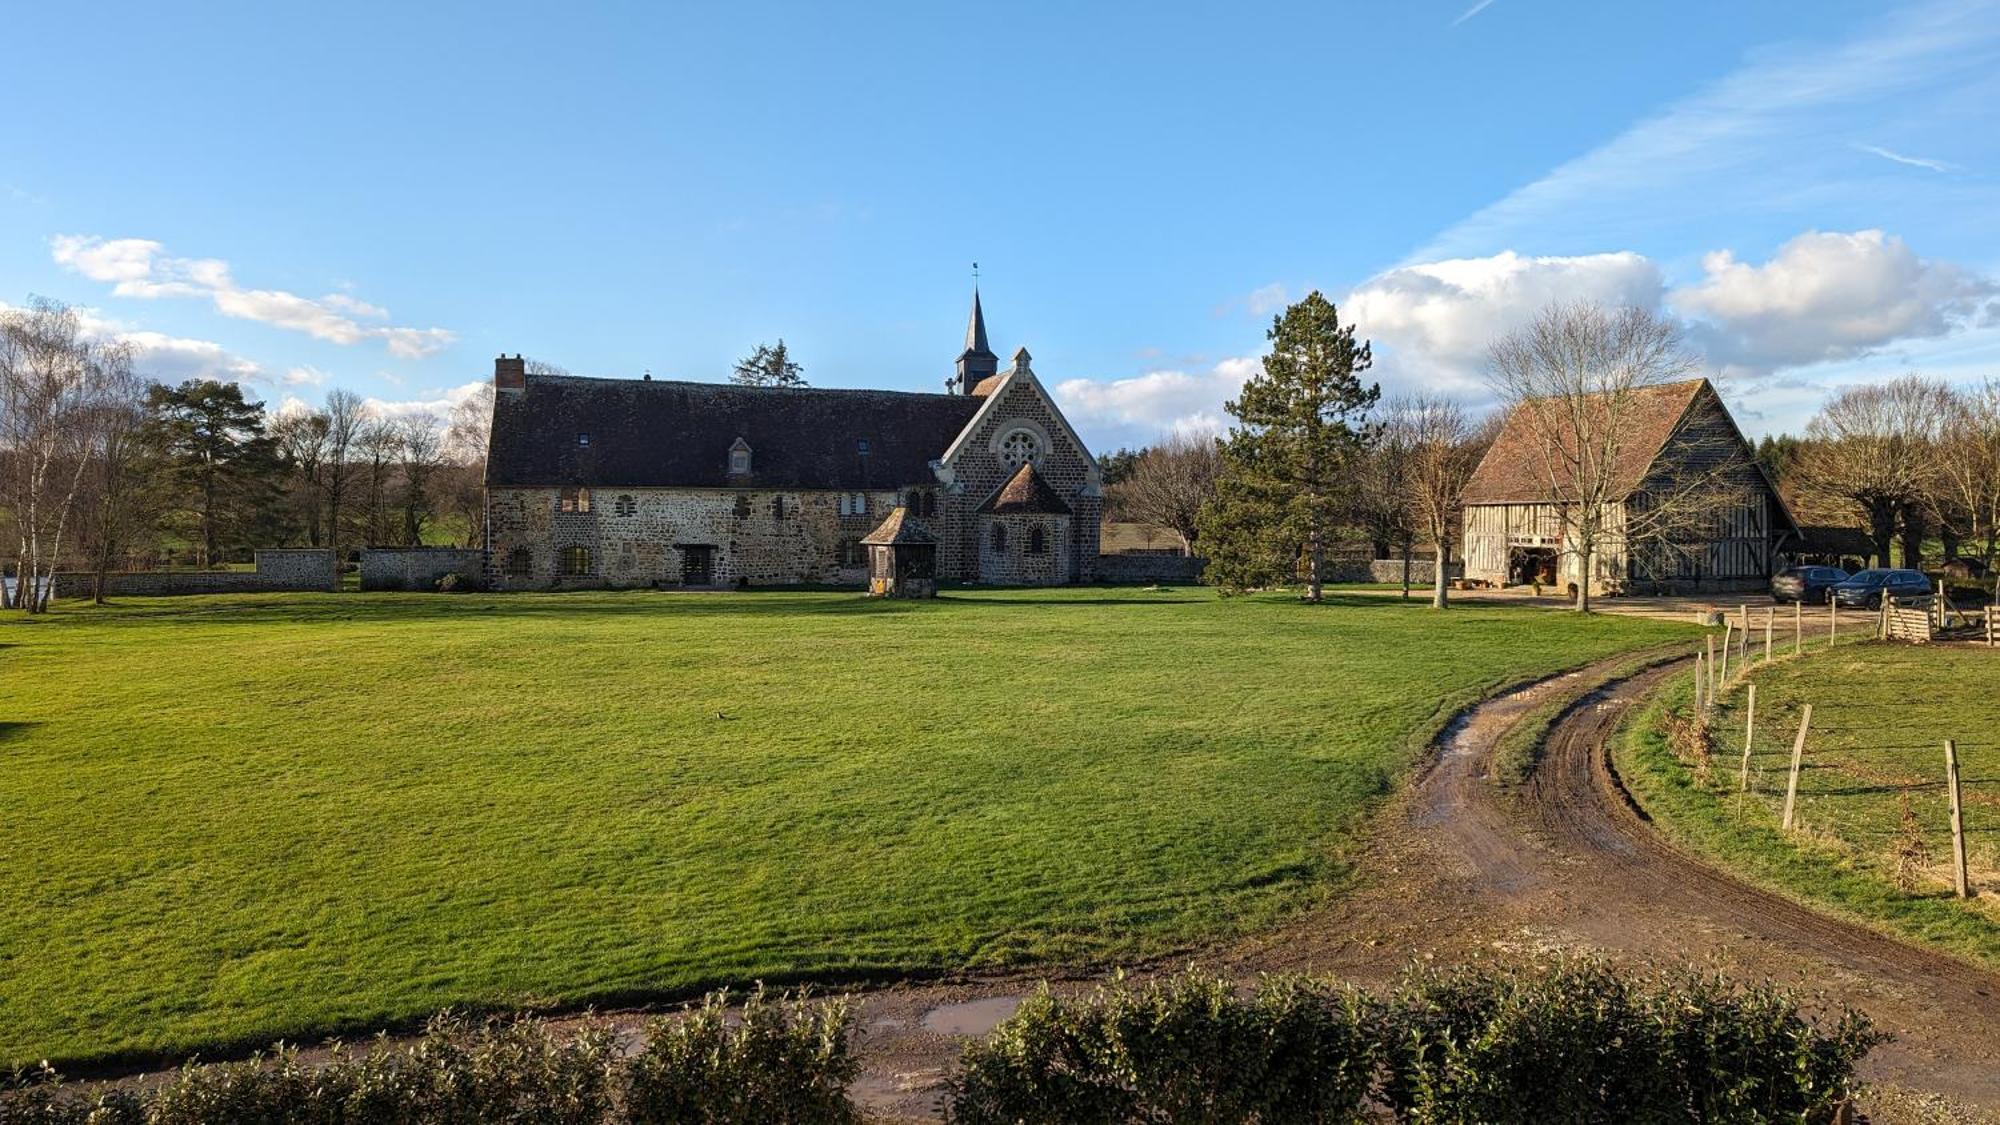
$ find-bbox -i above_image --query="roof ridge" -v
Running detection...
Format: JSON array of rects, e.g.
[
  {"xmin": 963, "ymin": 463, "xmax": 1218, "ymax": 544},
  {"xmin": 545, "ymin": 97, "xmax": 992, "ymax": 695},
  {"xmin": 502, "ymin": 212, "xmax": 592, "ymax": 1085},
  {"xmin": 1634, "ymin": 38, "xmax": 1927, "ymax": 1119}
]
[{"xmin": 522, "ymin": 372, "xmax": 965, "ymax": 400}]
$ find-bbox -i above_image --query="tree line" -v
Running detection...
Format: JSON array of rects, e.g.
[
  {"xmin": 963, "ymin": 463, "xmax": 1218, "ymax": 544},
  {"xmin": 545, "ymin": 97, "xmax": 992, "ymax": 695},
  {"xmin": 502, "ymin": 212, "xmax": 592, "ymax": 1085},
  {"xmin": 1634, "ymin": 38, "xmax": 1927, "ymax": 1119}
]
[
  {"xmin": 1, "ymin": 298, "xmax": 491, "ymax": 612},
  {"xmin": 1760, "ymin": 376, "xmax": 2000, "ymax": 570}
]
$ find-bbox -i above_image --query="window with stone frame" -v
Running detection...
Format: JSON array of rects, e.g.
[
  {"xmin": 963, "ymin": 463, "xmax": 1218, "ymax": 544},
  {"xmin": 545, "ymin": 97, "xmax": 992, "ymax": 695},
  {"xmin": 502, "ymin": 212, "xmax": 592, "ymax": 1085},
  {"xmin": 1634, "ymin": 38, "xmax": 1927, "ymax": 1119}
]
[
  {"xmin": 999, "ymin": 428, "xmax": 1040, "ymax": 468},
  {"xmin": 614, "ymin": 494, "xmax": 636, "ymax": 518},
  {"xmin": 990, "ymin": 523, "xmax": 1007, "ymax": 552},
  {"xmin": 1028, "ymin": 524, "xmax": 1047, "ymax": 555},
  {"xmin": 839, "ymin": 538, "xmax": 865, "ymax": 566},
  {"xmin": 504, "ymin": 547, "xmax": 532, "ymax": 577},
  {"xmin": 559, "ymin": 546, "xmax": 592, "ymax": 576},
  {"xmin": 734, "ymin": 494, "xmax": 751, "ymax": 519},
  {"xmin": 558, "ymin": 487, "xmax": 591, "ymax": 513},
  {"xmin": 771, "ymin": 495, "xmax": 786, "ymax": 521}
]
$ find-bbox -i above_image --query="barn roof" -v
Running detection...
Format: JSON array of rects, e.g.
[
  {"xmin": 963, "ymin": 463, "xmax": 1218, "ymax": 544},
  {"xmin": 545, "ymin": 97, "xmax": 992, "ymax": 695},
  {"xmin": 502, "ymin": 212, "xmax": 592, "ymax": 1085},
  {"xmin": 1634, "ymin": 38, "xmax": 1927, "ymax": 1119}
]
[
  {"xmin": 1462, "ymin": 379, "xmax": 1710, "ymax": 506},
  {"xmin": 486, "ymin": 374, "xmax": 982, "ymax": 490},
  {"xmin": 981, "ymin": 462, "xmax": 1072, "ymax": 514}
]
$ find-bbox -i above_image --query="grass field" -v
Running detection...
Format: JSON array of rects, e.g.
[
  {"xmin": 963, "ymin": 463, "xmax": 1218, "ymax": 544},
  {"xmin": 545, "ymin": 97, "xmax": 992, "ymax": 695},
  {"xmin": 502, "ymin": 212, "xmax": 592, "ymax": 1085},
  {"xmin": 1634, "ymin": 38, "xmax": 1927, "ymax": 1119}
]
[
  {"xmin": 1617, "ymin": 644, "xmax": 2000, "ymax": 970},
  {"xmin": 0, "ymin": 587, "xmax": 1689, "ymax": 1068}
]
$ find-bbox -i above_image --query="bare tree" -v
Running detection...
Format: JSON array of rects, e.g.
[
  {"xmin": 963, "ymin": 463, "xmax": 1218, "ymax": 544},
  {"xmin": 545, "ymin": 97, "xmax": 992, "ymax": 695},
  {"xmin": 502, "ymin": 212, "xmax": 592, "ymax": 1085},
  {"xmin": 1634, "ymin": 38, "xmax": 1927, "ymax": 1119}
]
[
  {"xmin": 1797, "ymin": 376, "xmax": 1951, "ymax": 567},
  {"xmin": 1934, "ymin": 379, "xmax": 2000, "ymax": 568},
  {"xmin": 1353, "ymin": 420, "xmax": 1417, "ymax": 595},
  {"xmin": 443, "ymin": 384, "xmax": 494, "ymax": 547},
  {"xmin": 270, "ymin": 408, "xmax": 332, "ymax": 545},
  {"xmin": 1486, "ymin": 302, "xmax": 1700, "ymax": 613},
  {"xmin": 321, "ymin": 388, "xmax": 367, "ymax": 559},
  {"xmin": 77, "ymin": 376, "xmax": 153, "ymax": 603},
  {"xmin": 1110, "ymin": 432, "xmax": 1219, "ymax": 556},
  {"xmin": 1383, "ymin": 394, "xmax": 1487, "ymax": 609},
  {"xmin": 358, "ymin": 416, "xmax": 399, "ymax": 546},
  {"xmin": 0, "ymin": 299, "xmax": 138, "ymax": 612},
  {"xmin": 396, "ymin": 412, "xmax": 445, "ymax": 545}
]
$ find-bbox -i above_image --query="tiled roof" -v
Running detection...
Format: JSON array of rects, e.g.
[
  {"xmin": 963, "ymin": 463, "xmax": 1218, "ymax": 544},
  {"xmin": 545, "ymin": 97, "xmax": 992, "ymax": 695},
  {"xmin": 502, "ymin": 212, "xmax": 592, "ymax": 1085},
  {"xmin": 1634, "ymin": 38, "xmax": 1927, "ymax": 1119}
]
[
  {"xmin": 486, "ymin": 374, "xmax": 981, "ymax": 490},
  {"xmin": 1462, "ymin": 379, "xmax": 1706, "ymax": 506},
  {"xmin": 980, "ymin": 462, "xmax": 1072, "ymax": 515},
  {"xmin": 860, "ymin": 506, "xmax": 937, "ymax": 545}
]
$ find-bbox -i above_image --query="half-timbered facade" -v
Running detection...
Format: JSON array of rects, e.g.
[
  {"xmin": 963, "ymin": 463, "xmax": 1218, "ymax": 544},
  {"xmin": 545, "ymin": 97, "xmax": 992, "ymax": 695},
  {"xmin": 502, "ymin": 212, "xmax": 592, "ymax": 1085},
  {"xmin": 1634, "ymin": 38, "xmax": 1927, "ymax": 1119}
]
[{"xmin": 1461, "ymin": 378, "xmax": 1797, "ymax": 595}]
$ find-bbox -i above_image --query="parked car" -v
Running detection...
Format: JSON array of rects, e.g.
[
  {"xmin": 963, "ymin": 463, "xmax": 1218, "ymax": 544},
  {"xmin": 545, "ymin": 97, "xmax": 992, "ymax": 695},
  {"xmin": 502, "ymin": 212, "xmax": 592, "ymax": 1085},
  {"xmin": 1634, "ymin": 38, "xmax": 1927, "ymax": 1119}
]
[
  {"xmin": 1770, "ymin": 565, "xmax": 1849, "ymax": 605},
  {"xmin": 1829, "ymin": 568, "xmax": 1932, "ymax": 609}
]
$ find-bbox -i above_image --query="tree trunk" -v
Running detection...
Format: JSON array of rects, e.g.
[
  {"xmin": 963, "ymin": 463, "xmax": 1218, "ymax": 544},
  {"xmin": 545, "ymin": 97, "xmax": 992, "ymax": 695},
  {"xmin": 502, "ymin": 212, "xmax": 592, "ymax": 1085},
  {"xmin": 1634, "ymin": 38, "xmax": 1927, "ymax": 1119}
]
[
  {"xmin": 1575, "ymin": 545, "xmax": 1593, "ymax": 613},
  {"xmin": 1432, "ymin": 539, "xmax": 1450, "ymax": 610},
  {"xmin": 1400, "ymin": 539, "xmax": 1412, "ymax": 601}
]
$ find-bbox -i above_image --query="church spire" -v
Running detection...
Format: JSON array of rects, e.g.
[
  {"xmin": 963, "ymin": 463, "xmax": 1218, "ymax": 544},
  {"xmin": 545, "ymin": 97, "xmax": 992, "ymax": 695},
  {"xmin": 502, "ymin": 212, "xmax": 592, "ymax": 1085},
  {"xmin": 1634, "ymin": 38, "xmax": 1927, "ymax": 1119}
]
[{"xmin": 955, "ymin": 287, "xmax": 999, "ymax": 394}]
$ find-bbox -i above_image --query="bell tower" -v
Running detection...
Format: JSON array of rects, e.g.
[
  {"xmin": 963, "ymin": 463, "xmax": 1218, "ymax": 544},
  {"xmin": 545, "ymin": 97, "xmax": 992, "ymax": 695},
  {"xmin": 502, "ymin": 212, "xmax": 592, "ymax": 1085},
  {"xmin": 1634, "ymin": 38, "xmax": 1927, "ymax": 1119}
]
[{"xmin": 953, "ymin": 289, "xmax": 999, "ymax": 394}]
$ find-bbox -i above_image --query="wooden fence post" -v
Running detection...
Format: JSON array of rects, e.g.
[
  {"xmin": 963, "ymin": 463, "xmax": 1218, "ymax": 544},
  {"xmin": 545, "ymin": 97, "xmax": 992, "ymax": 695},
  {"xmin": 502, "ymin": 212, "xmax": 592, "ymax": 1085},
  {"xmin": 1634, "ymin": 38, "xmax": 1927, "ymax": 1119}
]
[
  {"xmin": 1739, "ymin": 604, "xmax": 1750, "ymax": 664},
  {"xmin": 1719, "ymin": 624, "xmax": 1732, "ymax": 685},
  {"xmin": 1764, "ymin": 609, "xmax": 1774, "ymax": 664},
  {"xmin": 1739, "ymin": 683, "xmax": 1756, "ymax": 791},
  {"xmin": 1705, "ymin": 635, "xmax": 1717, "ymax": 705},
  {"xmin": 1781, "ymin": 704, "xmax": 1813, "ymax": 831},
  {"xmin": 1693, "ymin": 652, "xmax": 1704, "ymax": 714},
  {"xmin": 1829, "ymin": 600, "xmax": 1838, "ymax": 648},
  {"xmin": 1945, "ymin": 740, "xmax": 1970, "ymax": 899},
  {"xmin": 1794, "ymin": 600, "xmax": 1803, "ymax": 654}
]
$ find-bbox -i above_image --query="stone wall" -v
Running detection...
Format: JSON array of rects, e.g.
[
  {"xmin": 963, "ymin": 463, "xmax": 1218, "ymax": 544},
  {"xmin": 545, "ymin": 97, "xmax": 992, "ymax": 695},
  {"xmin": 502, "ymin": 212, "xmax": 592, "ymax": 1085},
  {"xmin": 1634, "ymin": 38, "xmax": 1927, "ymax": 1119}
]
[
  {"xmin": 935, "ymin": 367, "xmax": 1102, "ymax": 582},
  {"xmin": 51, "ymin": 549, "xmax": 337, "ymax": 598},
  {"xmin": 1093, "ymin": 554, "xmax": 1206, "ymax": 583},
  {"xmin": 359, "ymin": 547, "xmax": 486, "ymax": 591},
  {"xmin": 977, "ymin": 513, "xmax": 1073, "ymax": 585},
  {"xmin": 485, "ymin": 486, "xmax": 901, "ymax": 590}
]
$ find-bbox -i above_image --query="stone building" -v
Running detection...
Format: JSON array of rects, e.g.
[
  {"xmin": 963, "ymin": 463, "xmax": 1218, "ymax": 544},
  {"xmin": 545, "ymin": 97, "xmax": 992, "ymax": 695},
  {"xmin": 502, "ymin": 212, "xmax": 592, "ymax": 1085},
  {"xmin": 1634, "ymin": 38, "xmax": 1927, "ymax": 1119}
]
[
  {"xmin": 483, "ymin": 294, "xmax": 1102, "ymax": 589},
  {"xmin": 1461, "ymin": 378, "xmax": 1798, "ymax": 595}
]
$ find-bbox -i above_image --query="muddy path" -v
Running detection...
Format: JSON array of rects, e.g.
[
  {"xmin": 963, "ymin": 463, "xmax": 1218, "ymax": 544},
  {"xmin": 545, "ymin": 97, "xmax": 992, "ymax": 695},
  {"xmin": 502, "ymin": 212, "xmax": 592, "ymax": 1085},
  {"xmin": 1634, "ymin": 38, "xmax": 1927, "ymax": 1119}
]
[{"xmin": 854, "ymin": 655, "xmax": 2000, "ymax": 1120}]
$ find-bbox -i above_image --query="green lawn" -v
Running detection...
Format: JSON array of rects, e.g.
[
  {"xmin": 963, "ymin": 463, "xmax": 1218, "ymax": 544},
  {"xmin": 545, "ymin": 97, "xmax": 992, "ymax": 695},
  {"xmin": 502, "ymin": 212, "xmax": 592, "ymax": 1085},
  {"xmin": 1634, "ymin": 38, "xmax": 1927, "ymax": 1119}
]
[
  {"xmin": 1616, "ymin": 645, "xmax": 2000, "ymax": 971},
  {"xmin": 0, "ymin": 587, "xmax": 1688, "ymax": 1068}
]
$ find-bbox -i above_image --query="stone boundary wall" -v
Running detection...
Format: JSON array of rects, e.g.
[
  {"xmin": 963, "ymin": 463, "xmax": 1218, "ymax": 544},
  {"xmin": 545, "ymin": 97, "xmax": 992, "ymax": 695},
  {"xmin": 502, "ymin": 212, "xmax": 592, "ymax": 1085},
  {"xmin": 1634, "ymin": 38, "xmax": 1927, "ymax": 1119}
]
[
  {"xmin": 51, "ymin": 549, "xmax": 337, "ymax": 599},
  {"xmin": 1094, "ymin": 554, "xmax": 1206, "ymax": 583},
  {"xmin": 359, "ymin": 547, "xmax": 486, "ymax": 591}
]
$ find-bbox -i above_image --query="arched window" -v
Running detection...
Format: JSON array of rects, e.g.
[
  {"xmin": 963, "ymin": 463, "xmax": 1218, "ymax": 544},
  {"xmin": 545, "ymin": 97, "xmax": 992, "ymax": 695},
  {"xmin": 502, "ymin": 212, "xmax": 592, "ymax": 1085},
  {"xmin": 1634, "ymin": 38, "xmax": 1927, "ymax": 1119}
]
[
  {"xmin": 614, "ymin": 494, "xmax": 636, "ymax": 518},
  {"xmin": 504, "ymin": 547, "xmax": 532, "ymax": 577},
  {"xmin": 559, "ymin": 546, "xmax": 592, "ymax": 576},
  {"xmin": 991, "ymin": 524, "xmax": 1008, "ymax": 552},
  {"xmin": 1028, "ymin": 525, "xmax": 1047, "ymax": 555}
]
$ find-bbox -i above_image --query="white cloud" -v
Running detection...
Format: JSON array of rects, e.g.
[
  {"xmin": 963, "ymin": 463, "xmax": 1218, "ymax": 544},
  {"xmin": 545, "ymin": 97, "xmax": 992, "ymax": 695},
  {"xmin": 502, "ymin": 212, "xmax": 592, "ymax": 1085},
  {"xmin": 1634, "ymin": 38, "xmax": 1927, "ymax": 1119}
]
[
  {"xmin": 1, "ymin": 300, "xmax": 265, "ymax": 385},
  {"xmin": 1670, "ymin": 229, "xmax": 1999, "ymax": 370},
  {"xmin": 50, "ymin": 234, "xmax": 455, "ymax": 358},
  {"xmin": 1342, "ymin": 250, "xmax": 1665, "ymax": 394},
  {"xmin": 1451, "ymin": 0, "xmax": 1497, "ymax": 27},
  {"xmin": 1245, "ymin": 283, "xmax": 1290, "ymax": 317},
  {"xmin": 1413, "ymin": 2, "xmax": 2000, "ymax": 260},
  {"xmin": 1851, "ymin": 142, "xmax": 1957, "ymax": 173},
  {"xmin": 283, "ymin": 365, "xmax": 328, "ymax": 387},
  {"xmin": 362, "ymin": 380, "xmax": 487, "ymax": 421},
  {"xmin": 1053, "ymin": 356, "xmax": 1261, "ymax": 447}
]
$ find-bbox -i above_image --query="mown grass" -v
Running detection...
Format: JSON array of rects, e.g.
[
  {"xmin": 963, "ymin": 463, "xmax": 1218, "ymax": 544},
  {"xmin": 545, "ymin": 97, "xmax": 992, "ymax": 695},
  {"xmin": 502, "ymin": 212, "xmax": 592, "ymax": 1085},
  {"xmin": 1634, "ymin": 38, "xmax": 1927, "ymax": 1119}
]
[
  {"xmin": 0, "ymin": 587, "xmax": 1689, "ymax": 1068},
  {"xmin": 1615, "ymin": 644, "xmax": 2000, "ymax": 971}
]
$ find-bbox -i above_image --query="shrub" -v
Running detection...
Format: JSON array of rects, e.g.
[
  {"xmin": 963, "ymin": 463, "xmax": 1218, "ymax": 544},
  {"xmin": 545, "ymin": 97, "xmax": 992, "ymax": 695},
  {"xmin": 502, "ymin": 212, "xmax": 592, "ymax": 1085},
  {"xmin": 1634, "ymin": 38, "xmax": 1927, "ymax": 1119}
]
[
  {"xmin": 623, "ymin": 987, "xmax": 858, "ymax": 1125},
  {"xmin": 1379, "ymin": 955, "xmax": 1883, "ymax": 1124},
  {"xmin": 948, "ymin": 970, "xmax": 1379, "ymax": 1124}
]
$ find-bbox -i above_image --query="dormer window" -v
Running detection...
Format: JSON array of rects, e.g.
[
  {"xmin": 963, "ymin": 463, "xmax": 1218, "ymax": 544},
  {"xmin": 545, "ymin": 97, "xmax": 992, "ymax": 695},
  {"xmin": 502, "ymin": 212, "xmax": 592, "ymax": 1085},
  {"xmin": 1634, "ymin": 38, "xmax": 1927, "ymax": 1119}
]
[
  {"xmin": 857, "ymin": 439, "xmax": 871, "ymax": 455},
  {"xmin": 728, "ymin": 438, "xmax": 752, "ymax": 475},
  {"xmin": 577, "ymin": 432, "xmax": 590, "ymax": 447}
]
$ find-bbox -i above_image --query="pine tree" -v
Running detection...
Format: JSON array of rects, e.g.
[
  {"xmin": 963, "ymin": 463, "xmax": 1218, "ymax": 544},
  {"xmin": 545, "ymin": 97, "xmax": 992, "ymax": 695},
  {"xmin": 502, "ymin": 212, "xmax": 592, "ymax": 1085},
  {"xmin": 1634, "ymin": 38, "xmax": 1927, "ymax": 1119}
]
[
  {"xmin": 141, "ymin": 380, "xmax": 280, "ymax": 566},
  {"xmin": 1198, "ymin": 292, "xmax": 1379, "ymax": 600},
  {"xmin": 731, "ymin": 339, "xmax": 807, "ymax": 387}
]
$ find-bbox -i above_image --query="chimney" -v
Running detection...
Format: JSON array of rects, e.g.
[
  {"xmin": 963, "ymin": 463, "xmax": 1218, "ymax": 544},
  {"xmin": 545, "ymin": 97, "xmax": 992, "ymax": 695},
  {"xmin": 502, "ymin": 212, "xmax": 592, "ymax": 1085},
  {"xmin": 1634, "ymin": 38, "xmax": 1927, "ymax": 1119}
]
[{"xmin": 495, "ymin": 354, "xmax": 526, "ymax": 394}]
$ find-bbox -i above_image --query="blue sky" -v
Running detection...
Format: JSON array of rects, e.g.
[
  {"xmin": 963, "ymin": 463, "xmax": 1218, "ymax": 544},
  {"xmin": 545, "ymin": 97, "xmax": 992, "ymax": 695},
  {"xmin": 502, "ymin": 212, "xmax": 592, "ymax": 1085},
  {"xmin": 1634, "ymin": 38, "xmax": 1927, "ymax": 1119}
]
[{"xmin": 4, "ymin": 0, "xmax": 1998, "ymax": 449}]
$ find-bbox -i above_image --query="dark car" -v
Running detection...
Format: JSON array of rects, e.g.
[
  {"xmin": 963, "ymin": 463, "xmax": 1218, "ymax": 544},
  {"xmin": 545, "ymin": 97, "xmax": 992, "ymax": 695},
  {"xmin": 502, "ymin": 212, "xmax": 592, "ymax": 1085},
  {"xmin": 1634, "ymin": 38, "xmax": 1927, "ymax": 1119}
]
[
  {"xmin": 1829, "ymin": 568, "xmax": 1932, "ymax": 609},
  {"xmin": 1770, "ymin": 565, "xmax": 1849, "ymax": 605}
]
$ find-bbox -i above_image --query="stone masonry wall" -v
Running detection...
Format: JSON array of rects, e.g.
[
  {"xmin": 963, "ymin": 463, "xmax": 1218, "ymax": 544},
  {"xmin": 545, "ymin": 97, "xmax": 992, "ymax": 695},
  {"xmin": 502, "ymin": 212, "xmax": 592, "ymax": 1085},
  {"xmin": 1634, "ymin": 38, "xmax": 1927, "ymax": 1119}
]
[
  {"xmin": 977, "ymin": 514, "xmax": 1073, "ymax": 585},
  {"xmin": 485, "ymin": 486, "xmax": 903, "ymax": 589},
  {"xmin": 50, "ymin": 549, "xmax": 337, "ymax": 599},
  {"xmin": 938, "ymin": 371, "xmax": 1101, "ymax": 582},
  {"xmin": 359, "ymin": 547, "xmax": 486, "ymax": 591}
]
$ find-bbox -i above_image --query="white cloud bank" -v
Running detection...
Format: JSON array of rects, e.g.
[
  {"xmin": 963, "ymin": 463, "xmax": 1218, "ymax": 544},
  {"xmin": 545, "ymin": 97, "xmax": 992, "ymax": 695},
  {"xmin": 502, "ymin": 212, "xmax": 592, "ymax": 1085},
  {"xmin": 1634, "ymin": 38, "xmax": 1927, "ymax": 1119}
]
[
  {"xmin": 0, "ymin": 300, "xmax": 265, "ymax": 385},
  {"xmin": 51, "ymin": 235, "xmax": 455, "ymax": 358},
  {"xmin": 1053, "ymin": 228, "xmax": 1999, "ymax": 448}
]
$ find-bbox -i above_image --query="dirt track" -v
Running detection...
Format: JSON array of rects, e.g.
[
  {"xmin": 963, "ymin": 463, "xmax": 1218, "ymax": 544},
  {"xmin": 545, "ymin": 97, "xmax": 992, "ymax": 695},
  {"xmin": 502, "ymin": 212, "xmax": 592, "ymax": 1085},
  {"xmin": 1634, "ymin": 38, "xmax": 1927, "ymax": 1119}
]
[{"xmin": 853, "ymin": 655, "xmax": 2000, "ymax": 1120}]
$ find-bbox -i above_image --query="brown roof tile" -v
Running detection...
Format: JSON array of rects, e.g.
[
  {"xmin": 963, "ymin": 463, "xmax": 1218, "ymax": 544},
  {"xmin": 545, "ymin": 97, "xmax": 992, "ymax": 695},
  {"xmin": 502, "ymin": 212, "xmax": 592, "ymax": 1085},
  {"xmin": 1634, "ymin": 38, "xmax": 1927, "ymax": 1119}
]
[
  {"xmin": 860, "ymin": 506, "xmax": 937, "ymax": 545},
  {"xmin": 981, "ymin": 462, "xmax": 1072, "ymax": 515},
  {"xmin": 1462, "ymin": 379, "xmax": 1706, "ymax": 506}
]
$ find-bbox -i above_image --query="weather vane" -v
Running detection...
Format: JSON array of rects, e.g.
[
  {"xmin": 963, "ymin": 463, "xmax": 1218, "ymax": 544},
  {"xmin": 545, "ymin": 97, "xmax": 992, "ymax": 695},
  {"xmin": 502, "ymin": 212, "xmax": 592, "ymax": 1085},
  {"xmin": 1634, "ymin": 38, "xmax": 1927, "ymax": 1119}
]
[{"xmin": 972, "ymin": 261, "xmax": 979, "ymax": 284}]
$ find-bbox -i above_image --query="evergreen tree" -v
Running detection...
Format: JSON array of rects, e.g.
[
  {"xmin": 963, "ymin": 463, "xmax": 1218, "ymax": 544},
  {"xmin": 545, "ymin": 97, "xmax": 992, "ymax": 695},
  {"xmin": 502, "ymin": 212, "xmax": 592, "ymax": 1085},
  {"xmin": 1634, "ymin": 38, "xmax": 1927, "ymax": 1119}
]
[
  {"xmin": 731, "ymin": 339, "xmax": 807, "ymax": 387},
  {"xmin": 141, "ymin": 380, "xmax": 280, "ymax": 566},
  {"xmin": 1197, "ymin": 292, "xmax": 1379, "ymax": 601}
]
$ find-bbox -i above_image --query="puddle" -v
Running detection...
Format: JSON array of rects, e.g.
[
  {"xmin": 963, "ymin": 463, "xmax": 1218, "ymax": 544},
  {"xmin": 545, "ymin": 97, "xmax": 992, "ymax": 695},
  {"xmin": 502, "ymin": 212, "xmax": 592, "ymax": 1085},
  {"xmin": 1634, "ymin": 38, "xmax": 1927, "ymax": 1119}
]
[{"xmin": 920, "ymin": 995, "xmax": 1023, "ymax": 1037}]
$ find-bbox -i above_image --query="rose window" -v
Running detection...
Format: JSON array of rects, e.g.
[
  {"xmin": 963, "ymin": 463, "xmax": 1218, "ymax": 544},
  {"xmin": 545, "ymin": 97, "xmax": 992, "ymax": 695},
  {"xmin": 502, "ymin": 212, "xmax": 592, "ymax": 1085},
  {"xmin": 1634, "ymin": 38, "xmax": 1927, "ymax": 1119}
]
[{"xmin": 1000, "ymin": 430, "xmax": 1039, "ymax": 467}]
